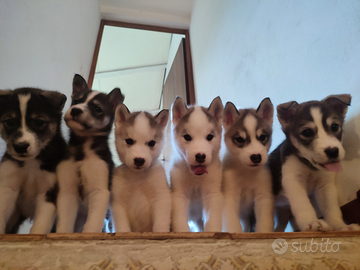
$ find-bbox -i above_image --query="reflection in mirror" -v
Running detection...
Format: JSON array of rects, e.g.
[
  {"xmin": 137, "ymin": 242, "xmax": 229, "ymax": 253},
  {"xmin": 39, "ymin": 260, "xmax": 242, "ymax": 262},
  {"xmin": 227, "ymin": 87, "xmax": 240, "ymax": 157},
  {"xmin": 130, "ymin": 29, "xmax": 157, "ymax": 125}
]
[{"xmin": 89, "ymin": 20, "xmax": 195, "ymax": 113}]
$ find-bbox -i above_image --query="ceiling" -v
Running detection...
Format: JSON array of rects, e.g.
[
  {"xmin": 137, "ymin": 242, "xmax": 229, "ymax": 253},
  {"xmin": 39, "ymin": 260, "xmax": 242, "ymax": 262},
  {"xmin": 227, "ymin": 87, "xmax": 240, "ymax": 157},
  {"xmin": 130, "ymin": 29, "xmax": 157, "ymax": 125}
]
[{"xmin": 99, "ymin": 0, "xmax": 196, "ymax": 29}]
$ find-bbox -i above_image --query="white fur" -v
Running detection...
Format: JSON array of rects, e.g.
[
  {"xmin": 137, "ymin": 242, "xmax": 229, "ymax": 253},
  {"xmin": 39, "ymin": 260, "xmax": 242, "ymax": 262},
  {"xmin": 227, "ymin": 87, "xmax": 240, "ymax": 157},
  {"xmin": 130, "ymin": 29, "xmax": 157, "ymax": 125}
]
[
  {"xmin": 0, "ymin": 159, "xmax": 56, "ymax": 234},
  {"xmin": 281, "ymin": 107, "xmax": 359, "ymax": 231},
  {"xmin": 170, "ymin": 97, "xmax": 223, "ymax": 232},
  {"xmin": 222, "ymin": 106, "xmax": 274, "ymax": 233},
  {"xmin": 56, "ymin": 138, "xmax": 110, "ymax": 233},
  {"xmin": 111, "ymin": 108, "xmax": 171, "ymax": 232}
]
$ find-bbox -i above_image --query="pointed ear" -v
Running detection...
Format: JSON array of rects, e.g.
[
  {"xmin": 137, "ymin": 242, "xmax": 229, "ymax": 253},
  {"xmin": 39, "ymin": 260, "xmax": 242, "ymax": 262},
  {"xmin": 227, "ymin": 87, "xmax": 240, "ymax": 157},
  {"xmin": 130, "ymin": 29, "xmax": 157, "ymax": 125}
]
[
  {"xmin": 72, "ymin": 74, "xmax": 89, "ymax": 97},
  {"xmin": 223, "ymin": 102, "xmax": 239, "ymax": 129},
  {"xmin": 107, "ymin": 88, "xmax": 125, "ymax": 112},
  {"xmin": 323, "ymin": 94, "xmax": 351, "ymax": 118},
  {"xmin": 40, "ymin": 91, "xmax": 67, "ymax": 112},
  {"xmin": 208, "ymin": 96, "xmax": 223, "ymax": 126},
  {"xmin": 171, "ymin": 96, "xmax": 188, "ymax": 125},
  {"xmin": 154, "ymin": 109, "xmax": 169, "ymax": 130},
  {"xmin": 256, "ymin": 97, "xmax": 273, "ymax": 124},
  {"xmin": 0, "ymin": 90, "xmax": 12, "ymax": 106},
  {"xmin": 277, "ymin": 101, "xmax": 299, "ymax": 128},
  {"xmin": 115, "ymin": 103, "xmax": 130, "ymax": 127}
]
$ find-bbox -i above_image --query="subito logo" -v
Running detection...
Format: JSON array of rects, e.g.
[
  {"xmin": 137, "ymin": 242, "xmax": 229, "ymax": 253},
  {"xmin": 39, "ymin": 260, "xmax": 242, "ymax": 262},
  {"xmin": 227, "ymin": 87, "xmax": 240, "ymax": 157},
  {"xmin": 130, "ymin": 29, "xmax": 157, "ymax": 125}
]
[{"xmin": 272, "ymin": 238, "xmax": 288, "ymax": 254}]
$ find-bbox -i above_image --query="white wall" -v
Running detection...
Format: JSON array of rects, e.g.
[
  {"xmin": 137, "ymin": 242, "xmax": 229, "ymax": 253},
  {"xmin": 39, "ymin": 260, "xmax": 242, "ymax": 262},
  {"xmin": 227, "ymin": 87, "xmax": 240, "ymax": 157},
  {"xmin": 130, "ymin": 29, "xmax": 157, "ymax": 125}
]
[
  {"xmin": 190, "ymin": 0, "xmax": 360, "ymax": 148},
  {"xmin": 0, "ymin": 0, "xmax": 101, "ymax": 107}
]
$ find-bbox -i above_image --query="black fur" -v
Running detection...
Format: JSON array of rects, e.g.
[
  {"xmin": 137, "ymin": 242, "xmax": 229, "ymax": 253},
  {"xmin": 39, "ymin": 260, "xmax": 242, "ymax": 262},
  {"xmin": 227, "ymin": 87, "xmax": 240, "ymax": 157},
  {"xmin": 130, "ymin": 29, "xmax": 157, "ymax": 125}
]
[{"xmin": 0, "ymin": 88, "xmax": 67, "ymax": 233}]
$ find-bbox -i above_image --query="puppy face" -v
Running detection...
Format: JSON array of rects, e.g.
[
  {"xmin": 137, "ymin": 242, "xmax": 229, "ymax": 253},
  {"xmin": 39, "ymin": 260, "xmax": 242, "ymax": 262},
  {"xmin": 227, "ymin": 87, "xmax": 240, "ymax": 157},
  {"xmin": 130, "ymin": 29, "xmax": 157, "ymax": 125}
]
[
  {"xmin": 172, "ymin": 96, "xmax": 223, "ymax": 175},
  {"xmin": 277, "ymin": 94, "xmax": 351, "ymax": 172},
  {"xmin": 64, "ymin": 74, "xmax": 124, "ymax": 137},
  {"xmin": 115, "ymin": 104, "xmax": 169, "ymax": 172},
  {"xmin": 0, "ymin": 88, "xmax": 66, "ymax": 161},
  {"xmin": 223, "ymin": 98, "xmax": 273, "ymax": 167}
]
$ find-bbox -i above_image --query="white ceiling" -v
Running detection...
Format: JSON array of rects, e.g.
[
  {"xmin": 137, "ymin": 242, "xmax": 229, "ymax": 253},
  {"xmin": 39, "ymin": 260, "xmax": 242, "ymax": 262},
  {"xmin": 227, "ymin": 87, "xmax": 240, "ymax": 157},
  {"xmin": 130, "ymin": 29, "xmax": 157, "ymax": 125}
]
[{"xmin": 99, "ymin": 0, "xmax": 195, "ymax": 29}]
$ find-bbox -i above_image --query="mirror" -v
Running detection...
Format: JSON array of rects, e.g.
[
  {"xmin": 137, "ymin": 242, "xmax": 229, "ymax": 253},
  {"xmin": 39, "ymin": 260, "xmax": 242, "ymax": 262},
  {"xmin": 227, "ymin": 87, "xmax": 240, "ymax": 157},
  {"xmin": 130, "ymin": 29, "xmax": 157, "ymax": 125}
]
[{"xmin": 88, "ymin": 20, "xmax": 195, "ymax": 112}]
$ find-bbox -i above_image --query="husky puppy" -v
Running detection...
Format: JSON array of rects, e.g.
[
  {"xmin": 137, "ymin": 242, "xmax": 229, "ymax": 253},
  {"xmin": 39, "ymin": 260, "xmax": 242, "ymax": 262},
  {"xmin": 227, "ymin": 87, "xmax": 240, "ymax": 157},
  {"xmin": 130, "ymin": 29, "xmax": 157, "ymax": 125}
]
[
  {"xmin": 0, "ymin": 88, "xmax": 67, "ymax": 234},
  {"xmin": 269, "ymin": 94, "xmax": 360, "ymax": 231},
  {"xmin": 222, "ymin": 98, "xmax": 274, "ymax": 233},
  {"xmin": 111, "ymin": 104, "xmax": 171, "ymax": 232},
  {"xmin": 56, "ymin": 74, "xmax": 124, "ymax": 233},
  {"xmin": 170, "ymin": 96, "xmax": 223, "ymax": 232}
]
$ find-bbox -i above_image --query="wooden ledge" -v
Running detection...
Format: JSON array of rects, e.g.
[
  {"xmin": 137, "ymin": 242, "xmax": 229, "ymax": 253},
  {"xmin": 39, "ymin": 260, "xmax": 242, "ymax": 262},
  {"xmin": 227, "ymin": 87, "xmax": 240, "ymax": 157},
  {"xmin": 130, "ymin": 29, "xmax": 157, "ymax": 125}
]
[{"xmin": 1, "ymin": 231, "xmax": 360, "ymax": 242}]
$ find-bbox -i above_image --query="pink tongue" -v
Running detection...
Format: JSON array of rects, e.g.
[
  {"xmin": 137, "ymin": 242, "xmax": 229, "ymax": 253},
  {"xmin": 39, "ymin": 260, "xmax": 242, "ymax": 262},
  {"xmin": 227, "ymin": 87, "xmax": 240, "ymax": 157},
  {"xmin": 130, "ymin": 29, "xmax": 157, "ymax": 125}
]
[
  {"xmin": 323, "ymin": 162, "xmax": 343, "ymax": 172},
  {"xmin": 191, "ymin": 165, "xmax": 208, "ymax": 175}
]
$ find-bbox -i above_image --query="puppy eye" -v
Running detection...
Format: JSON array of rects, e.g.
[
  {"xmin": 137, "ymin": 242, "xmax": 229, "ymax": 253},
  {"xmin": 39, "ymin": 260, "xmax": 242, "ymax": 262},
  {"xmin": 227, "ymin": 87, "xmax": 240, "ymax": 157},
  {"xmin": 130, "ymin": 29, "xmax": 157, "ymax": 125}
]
[
  {"xmin": 3, "ymin": 119, "xmax": 16, "ymax": 129},
  {"xmin": 233, "ymin": 136, "xmax": 245, "ymax": 144},
  {"xmin": 72, "ymin": 100, "xmax": 80, "ymax": 105},
  {"xmin": 301, "ymin": 128, "xmax": 314, "ymax": 138},
  {"xmin": 184, "ymin": 134, "xmax": 192, "ymax": 141},
  {"xmin": 125, "ymin": 138, "xmax": 134, "ymax": 145},
  {"xmin": 331, "ymin": 123, "xmax": 339, "ymax": 132},
  {"xmin": 33, "ymin": 119, "xmax": 46, "ymax": 128},
  {"xmin": 148, "ymin": 140, "xmax": 156, "ymax": 147},
  {"xmin": 206, "ymin": 134, "xmax": 214, "ymax": 141},
  {"xmin": 258, "ymin": 134, "xmax": 268, "ymax": 142},
  {"xmin": 94, "ymin": 106, "xmax": 103, "ymax": 113}
]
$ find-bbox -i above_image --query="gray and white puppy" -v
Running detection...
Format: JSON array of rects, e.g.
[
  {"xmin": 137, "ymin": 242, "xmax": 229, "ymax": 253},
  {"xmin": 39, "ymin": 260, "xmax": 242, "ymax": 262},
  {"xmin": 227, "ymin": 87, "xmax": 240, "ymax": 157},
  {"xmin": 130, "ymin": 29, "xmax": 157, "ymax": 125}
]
[
  {"xmin": 269, "ymin": 94, "xmax": 360, "ymax": 231},
  {"xmin": 222, "ymin": 98, "xmax": 274, "ymax": 233}
]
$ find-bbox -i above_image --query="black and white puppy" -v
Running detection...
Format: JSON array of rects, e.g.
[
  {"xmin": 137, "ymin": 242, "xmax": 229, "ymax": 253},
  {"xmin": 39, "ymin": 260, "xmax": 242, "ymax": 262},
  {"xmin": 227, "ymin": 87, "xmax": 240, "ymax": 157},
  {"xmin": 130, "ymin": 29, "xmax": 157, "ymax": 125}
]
[
  {"xmin": 269, "ymin": 94, "xmax": 360, "ymax": 231},
  {"xmin": 56, "ymin": 74, "xmax": 124, "ymax": 233},
  {"xmin": 0, "ymin": 88, "xmax": 67, "ymax": 234}
]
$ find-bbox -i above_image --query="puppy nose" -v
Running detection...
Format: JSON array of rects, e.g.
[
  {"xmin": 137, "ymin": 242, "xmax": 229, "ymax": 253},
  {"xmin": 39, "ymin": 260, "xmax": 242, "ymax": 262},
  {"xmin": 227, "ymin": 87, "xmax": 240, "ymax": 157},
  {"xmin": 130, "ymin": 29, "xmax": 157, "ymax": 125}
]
[
  {"xmin": 195, "ymin": 153, "xmax": 206, "ymax": 163},
  {"xmin": 71, "ymin": 108, "xmax": 83, "ymax": 117},
  {"xmin": 134, "ymin": 158, "xmax": 145, "ymax": 167},
  {"xmin": 250, "ymin": 154, "xmax": 262, "ymax": 164},
  {"xmin": 325, "ymin": 147, "xmax": 339, "ymax": 159},
  {"xmin": 13, "ymin": 142, "xmax": 29, "ymax": 154}
]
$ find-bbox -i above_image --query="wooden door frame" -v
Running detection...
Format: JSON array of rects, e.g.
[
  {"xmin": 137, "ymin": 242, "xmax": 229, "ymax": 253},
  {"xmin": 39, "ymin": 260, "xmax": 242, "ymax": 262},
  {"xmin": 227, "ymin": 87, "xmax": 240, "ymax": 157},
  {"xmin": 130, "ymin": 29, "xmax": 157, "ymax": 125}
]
[{"xmin": 88, "ymin": 19, "xmax": 196, "ymax": 105}]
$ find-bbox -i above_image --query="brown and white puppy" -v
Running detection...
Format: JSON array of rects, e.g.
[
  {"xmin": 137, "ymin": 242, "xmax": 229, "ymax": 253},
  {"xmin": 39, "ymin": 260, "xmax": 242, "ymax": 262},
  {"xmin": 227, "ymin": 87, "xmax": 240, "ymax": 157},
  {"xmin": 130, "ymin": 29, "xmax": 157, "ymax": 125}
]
[
  {"xmin": 222, "ymin": 98, "xmax": 274, "ymax": 232},
  {"xmin": 170, "ymin": 96, "xmax": 223, "ymax": 232},
  {"xmin": 269, "ymin": 94, "xmax": 360, "ymax": 231}
]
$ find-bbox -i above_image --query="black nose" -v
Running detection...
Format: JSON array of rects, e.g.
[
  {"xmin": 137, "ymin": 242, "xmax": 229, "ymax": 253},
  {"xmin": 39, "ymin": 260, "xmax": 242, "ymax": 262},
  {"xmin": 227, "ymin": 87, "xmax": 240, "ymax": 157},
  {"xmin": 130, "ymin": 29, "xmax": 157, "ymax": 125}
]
[
  {"xmin": 325, "ymin": 147, "xmax": 339, "ymax": 159},
  {"xmin": 195, "ymin": 153, "xmax": 206, "ymax": 163},
  {"xmin": 250, "ymin": 154, "xmax": 262, "ymax": 164},
  {"xmin": 134, "ymin": 158, "xmax": 145, "ymax": 167},
  {"xmin": 71, "ymin": 108, "xmax": 83, "ymax": 117},
  {"xmin": 13, "ymin": 142, "xmax": 29, "ymax": 154}
]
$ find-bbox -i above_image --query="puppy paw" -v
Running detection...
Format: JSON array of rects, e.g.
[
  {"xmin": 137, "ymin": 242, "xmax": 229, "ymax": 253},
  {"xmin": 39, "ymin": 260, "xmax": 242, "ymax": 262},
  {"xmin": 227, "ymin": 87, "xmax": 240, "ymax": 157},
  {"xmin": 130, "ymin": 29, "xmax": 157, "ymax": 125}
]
[
  {"xmin": 304, "ymin": 220, "xmax": 330, "ymax": 232},
  {"xmin": 339, "ymin": 223, "xmax": 360, "ymax": 231}
]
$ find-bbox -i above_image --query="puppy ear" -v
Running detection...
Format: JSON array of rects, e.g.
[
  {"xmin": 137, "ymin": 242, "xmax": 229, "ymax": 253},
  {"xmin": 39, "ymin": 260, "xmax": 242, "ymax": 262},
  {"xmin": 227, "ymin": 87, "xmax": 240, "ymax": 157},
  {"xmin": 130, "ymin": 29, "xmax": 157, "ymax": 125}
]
[
  {"xmin": 208, "ymin": 96, "xmax": 223, "ymax": 126},
  {"xmin": 323, "ymin": 94, "xmax": 351, "ymax": 118},
  {"xmin": 223, "ymin": 102, "xmax": 239, "ymax": 129},
  {"xmin": 115, "ymin": 103, "xmax": 130, "ymax": 127},
  {"xmin": 108, "ymin": 88, "xmax": 125, "ymax": 112},
  {"xmin": 256, "ymin": 97, "xmax": 273, "ymax": 124},
  {"xmin": 171, "ymin": 96, "xmax": 188, "ymax": 125},
  {"xmin": 72, "ymin": 74, "xmax": 89, "ymax": 97},
  {"xmin": 0, "ymin": 90, "xmax": 12, "ymax": 106},
  {"xmin": 40, "ymin": 91, "xmax": 67, "ymax": 111},
  {"xmin": 277, "ymin": 101, "xmax": 299, "ymax": 127},
  {"xmin": 154, "ymin": 109, "xmax": 169, "ymax": 130}
]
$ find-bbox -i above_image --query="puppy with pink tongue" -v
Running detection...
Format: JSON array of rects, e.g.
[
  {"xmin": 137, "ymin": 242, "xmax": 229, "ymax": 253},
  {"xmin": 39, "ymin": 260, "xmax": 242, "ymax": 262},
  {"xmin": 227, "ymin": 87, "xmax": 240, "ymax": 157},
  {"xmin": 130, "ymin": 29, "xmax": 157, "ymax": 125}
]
[
  {"xmin": 269, "ymin": 94, "xmax": 360, "ymax": 232},
  {"xmin": 170, "ymin": 96, "xmax": 223, "ymax": 232}
]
